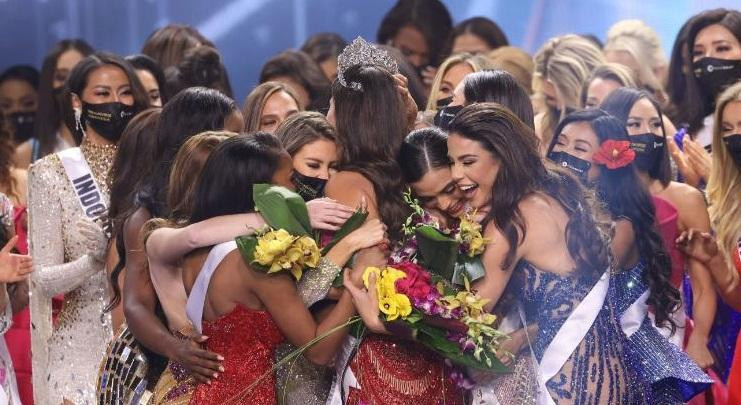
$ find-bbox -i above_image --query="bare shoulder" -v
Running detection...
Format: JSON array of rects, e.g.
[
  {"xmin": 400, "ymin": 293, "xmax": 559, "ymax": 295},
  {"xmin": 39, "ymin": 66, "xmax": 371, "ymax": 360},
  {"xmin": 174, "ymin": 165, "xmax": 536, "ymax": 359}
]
[
  {"xmin": 664, "ymin": 181, "xmax": 706, "ymax": 211},
  {"xmin": 325, "ymin": 171, "xmax": 376, "ymax": 208},
  {"xmin": 123, "ymin": 207, "xmax": 152, "ymax": 243}
]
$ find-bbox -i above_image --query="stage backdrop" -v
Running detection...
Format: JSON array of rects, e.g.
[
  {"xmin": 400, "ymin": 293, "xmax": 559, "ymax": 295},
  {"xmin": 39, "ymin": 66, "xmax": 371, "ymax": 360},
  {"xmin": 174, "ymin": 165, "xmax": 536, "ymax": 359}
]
[{"xmin": 0, "ymin": 0, "xmax": 737, "ymax": 101}]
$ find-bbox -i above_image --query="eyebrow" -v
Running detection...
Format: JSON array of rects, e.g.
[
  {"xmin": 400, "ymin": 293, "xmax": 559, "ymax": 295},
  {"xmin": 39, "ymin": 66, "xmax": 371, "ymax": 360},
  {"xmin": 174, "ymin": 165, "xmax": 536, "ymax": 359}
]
[
  {"xmin": 574, "ymin": 139, "xmax": 592, "ymax": 147},
  {"xmin": 457, "ymin": 153, "xmax": 477, "ymax": 160}
]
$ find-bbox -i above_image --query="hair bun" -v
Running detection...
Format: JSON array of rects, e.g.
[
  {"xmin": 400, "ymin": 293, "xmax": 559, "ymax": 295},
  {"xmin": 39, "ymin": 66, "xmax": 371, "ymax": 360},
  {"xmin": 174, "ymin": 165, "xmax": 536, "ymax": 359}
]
[{"xmin": 181, "ymin": 46, "xmax": 223, "ymax": 86}]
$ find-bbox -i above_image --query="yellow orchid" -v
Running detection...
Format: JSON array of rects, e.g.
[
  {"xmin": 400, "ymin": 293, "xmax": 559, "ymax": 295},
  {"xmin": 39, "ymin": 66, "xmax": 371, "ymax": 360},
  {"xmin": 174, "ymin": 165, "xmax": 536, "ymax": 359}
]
[
  {"xmin": 379, "ymin": 293, "xmax": 412, "ymax": 321},
  {"xmin": 252, "ymin": 228, "xmax": 320, "ymax": 280},
  {"xmin": 457, "ymin": 213, "xmax": 488, "ymax": 257}
]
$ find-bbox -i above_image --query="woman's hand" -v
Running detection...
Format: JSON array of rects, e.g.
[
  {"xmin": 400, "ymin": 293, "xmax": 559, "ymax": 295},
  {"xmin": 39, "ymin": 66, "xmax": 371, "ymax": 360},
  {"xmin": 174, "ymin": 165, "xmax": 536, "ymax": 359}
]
[
  {"xmin": 0, "ymin": 236, "xmax": 32, "ymax": 283},
  {"xmin": 686, "ymin": 334, "xmax": 715, "ymax": 369},
  {"xmin": 343, "ymin": 219, "xmax": 388, "ymax": 252},
  {"xmin": 676, "ymin": 229, "xmax": 719, "ymax": 264},
  {"xmin": 343, "ymin": 270, "xmax": 387, "ymax": 334},
  {"xmin": 169, "ymin": 334, "xmax": 224, "ymax": 384},
  {"xmin": 667, "ymin": 140, "xmax": 701, "ymax": 187},
  {"xmin": 307, "ymin": 198, "xmax": 355, "ymax": 231},
  {"xmin": 393, "ymin": 74, "xmax": 418, "ymax": 130},
  {"xmin": 683, "ymin": 138, "xmax": 712, "ymax": 183},
  {"xmin": 77, "ymin": 217, "xmax": 108, "ymax": 263}
]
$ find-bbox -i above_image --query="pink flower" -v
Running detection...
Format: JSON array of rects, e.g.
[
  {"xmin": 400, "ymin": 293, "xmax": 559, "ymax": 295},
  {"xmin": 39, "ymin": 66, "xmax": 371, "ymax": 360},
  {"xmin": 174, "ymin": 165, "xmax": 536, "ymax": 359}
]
[{"xmin": 394, "ymin": 261, "xmax": 433, "ymax": 301}]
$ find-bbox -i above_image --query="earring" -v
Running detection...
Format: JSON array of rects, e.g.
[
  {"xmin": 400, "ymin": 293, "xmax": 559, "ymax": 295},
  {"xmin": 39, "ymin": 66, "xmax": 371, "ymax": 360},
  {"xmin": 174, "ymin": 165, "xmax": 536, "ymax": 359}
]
[{"xmin": 74, "ymin": 107, "xmax": 84, "ymax": 135}]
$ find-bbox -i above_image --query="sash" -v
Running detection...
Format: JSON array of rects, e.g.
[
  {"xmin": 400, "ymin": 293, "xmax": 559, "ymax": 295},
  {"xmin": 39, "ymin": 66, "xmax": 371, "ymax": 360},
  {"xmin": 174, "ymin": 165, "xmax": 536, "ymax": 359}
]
[
  {"xmin": 620, "ymin": 290, "xmax": 650, "ymax": 337},
  {"xmin": 327, "ymin": 336, "xmax": 360, "ymax": 405},
  {"xmin": 520, "ymin": 269, "xmax": 610, "ymax": 405},
  {"xmin": 185, "ymin": 241, "xmax": 237, "ymax": 334},
  {"xmin": 58, "ymin": 148, "xmax": 108, "ymax": 221}
]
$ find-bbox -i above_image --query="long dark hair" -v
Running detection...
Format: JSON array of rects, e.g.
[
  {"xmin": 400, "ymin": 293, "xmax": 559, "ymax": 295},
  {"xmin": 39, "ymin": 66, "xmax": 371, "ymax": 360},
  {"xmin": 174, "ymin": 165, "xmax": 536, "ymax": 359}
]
[
  {"xmin": 672, "ymin": 9, "xmax": 741, "ymax": 133},
  {"xmin": 462, "ymin": 70, "xmax": 535, "ymax": 129},
  {"xmin": 64, "ymin": 52, "xmax": 150, "ymax": 145},
  {"xmin": 332, "ymin": 64, "xmax": 410, "ymax": 242},
  {"xmin": 600, "ymin": 87, "xmax": 672, "ymax": 186},
  {"xmin": 449, "ymin": 103, "xmax": 610, "ymax": 278},
  {"xmin": 548, "ymin": 109, "xmax": 680, "ymax": 330},
  {"xmin": 447, "ymin": 17, "xmax": 508, "ymax": 54},
  {"xmin": 377, "ymin": 0, "xmax": 453, "ymax": 66},
  {"xmin": 259, "ymin": 51, "xmax": 331, "ymax": 111},
  {"xmin": 106, "ymin": 108, "xmax": 161, "ymax": 310},
  {"xmin": 125, "ymin": 54, "xmax": 168, "ymax": 103},
  {"xmin": 189, "ymin": 133, "xmax": 285, "ymax": 223},
  {"xmin": 399, "ymin": 127, "xmax": 449, "ymax": 183},
  {"xmin": 149, "ymin": 87, "xmax": 237, "ymax": 217},
  {"xmin": 33, "ymin": 39, "xmax": 94, "ymax": 157}
]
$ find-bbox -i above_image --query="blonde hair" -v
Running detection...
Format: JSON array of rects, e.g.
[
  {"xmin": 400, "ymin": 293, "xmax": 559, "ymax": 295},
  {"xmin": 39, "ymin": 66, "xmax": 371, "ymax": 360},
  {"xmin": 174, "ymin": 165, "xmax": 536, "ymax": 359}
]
[
  {"xmin": 167, "ymin": 131, "xmax": 235, "ymax": 220},
  {"xmin": 534, "ymin": 34, "xmax": 604, "ymax": 144},
  {"xmin": 425, "ymin": 53, "xmax": 490, "ymax": 112},
  {"xmin": 580, "ymin": 62, "xmax": 640, "ymax": 107},
  {"xmin": 605, "ymin": 19, "xmax": 668, "ymax": 103},
  {"xmin": 486, "ymin": 46, "xmax": 534, "ymax": 94},
  {"xmin": 242, "ymin": 81, "xmax": 302, "ymax": 132},
  {"xmin": 707, "ymin": 81, "xmax": 741, "ymax": 279}
]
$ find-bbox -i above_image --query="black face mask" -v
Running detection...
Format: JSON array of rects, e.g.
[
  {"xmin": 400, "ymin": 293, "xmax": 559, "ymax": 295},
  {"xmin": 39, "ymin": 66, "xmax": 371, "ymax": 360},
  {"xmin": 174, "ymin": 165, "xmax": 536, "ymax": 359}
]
[
  {"xmin": 724, "ymin": 134, "xmax": 741, "ymax": 169},
  {"xmin": 547, "ymin": 150, "xmax": 591, "ymax": 182},
  {"xmin": 8, "ymin": 111, "xmax": 36, "ymax": 143},
  {"xmin": 434, "ymin": 104, "xmax": 463, "ymax": 130},
  {"xmin": 82, "ymin": 102, "xmax": 136, "ymax": 142},
  {"xmin": 291, "ymin": 171, "xmax": 327, "ymax": 202},
  {"xmin": 436, "ymin": 96, "xmax": 453, "ymax": 109},
  {"xmin": 693, "ymin": 57, "xmax": 741, "ymax": 100},
  {"xmin": 629, "ymin": 133, "xmax": 665, "ymax": 171}
]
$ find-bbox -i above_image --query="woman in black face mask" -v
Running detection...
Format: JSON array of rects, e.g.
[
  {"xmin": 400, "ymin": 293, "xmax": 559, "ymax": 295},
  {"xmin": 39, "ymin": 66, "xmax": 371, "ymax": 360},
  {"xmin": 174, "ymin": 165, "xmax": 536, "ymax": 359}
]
[
  {"xmin": 0, "ymin": 65, "xmax": 39, "ymax": 146},
  {"xmin": 547, "ymin": 108, "xmax": 712, "ymax": 402},
  {"xmin": 26, "ymin": 52, "xmax": 149, "ymax": 405},
  {"xmin": 601, "ymin": 87, "xmax": 719, "ymax": 373},
  {"xmin": 14, "ymin": 39, "xmax": 94, "ymax": 169}
]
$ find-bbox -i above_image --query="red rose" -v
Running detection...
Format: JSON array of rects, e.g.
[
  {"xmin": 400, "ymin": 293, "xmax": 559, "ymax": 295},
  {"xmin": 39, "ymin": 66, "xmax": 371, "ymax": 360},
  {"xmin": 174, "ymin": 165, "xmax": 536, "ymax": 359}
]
[
  {"xmin": 394, "ymin": 261, "xmax": 433, "ymax": 301},
  {"xmin": 593, "ymin": 140, "xmax": 635, "ymax": 169}
]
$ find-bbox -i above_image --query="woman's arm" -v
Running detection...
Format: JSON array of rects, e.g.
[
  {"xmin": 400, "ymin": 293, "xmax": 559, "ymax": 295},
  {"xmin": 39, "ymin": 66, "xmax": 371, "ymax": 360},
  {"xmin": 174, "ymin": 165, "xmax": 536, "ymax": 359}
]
[
  {"xmin": 677, "ymin": 188, "xmax": 716, "ymax": 369},
  {"xmin": 611, "ymin": 219, "xmax": 637, "ymax": 270},
  {"xmin": 123, "ymin": 209, "xmax": 223, "ymax": 384}
]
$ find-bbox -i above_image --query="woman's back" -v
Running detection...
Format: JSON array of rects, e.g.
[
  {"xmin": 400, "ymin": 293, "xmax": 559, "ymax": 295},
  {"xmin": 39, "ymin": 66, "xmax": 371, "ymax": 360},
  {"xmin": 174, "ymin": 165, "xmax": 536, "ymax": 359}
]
[{"xmin": 180, "ymin": 245, "xmax": 284, "ymax": 405}]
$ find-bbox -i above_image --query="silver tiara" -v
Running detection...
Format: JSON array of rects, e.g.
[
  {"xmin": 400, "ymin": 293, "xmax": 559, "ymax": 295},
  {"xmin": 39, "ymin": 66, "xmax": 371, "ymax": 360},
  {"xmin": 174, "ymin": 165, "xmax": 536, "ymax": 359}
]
[{"xmin": 337, "ymin": 36, "xmax": 399, "ymax": 91}]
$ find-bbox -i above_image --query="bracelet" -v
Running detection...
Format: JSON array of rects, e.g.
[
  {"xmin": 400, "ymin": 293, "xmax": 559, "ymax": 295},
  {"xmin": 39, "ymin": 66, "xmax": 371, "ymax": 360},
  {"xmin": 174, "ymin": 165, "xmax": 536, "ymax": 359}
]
[{"xmin": 173, "ymin": 322, "xmax": 197, "ymax": 340}]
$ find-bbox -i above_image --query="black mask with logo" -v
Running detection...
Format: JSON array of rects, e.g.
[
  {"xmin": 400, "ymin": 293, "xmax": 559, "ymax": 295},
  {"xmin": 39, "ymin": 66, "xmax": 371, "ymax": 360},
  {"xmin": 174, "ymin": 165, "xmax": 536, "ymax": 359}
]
[
  {"xmin": 724, "ymin": 134, "xmax": 741, "ymax": 169},
  {"xmin": 693, "ymin": 57, "xmax": 741, "ymax": 102},
  {"xmin": 436, "ymin": 96, "xmax": 453, "ymax": 109},
  {"xmin": 82, "ymin": 102, "xmax": 136, "ymax": 142},
  {"xmin": 547, "ymin": 150, "xmax": 591, "ymax": 182},
  {"xmin": 8, "ymin": 111, "xmax": 36, "ymax": 143},
  {"xmin": 629, "ymin": 133, "xmax": 665, "ymax": 172},
  {"xmin": 291, "ymin": 171, "xmax": 328, "ymax": 202},
  {"xmin": 434, "ymin": 104, "xmax": 463, "ymax": 130}
]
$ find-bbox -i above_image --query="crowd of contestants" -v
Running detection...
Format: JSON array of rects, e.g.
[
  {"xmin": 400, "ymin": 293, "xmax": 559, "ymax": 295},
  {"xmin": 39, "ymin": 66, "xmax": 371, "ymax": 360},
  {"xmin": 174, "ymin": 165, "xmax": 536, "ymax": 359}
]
[{"xmin": 0, "ymin": 0, "xmax": 739, "ymax": 404}]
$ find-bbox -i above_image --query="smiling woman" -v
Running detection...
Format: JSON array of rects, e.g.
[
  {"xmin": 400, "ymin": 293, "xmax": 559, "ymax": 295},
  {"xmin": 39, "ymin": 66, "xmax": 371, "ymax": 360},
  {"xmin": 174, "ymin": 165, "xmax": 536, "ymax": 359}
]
[{"xmin": 242, "ymin": 81, "xmax": 302, "ymax": 133}]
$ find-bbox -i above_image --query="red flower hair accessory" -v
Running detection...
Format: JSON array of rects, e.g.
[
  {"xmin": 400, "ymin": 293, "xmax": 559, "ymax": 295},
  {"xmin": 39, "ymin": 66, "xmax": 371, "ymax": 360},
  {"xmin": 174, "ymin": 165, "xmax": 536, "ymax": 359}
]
[{"xmin": 593, "ymin": 140, "xmax": 635, "ymax": 169}]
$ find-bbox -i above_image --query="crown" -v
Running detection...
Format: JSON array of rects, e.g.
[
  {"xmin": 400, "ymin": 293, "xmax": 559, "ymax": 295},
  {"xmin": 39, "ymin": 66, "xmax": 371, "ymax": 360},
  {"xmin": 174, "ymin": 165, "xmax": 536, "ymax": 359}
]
[{"xmin": 337, "ymin": 36, "xmax": 399, "ymax": 91}]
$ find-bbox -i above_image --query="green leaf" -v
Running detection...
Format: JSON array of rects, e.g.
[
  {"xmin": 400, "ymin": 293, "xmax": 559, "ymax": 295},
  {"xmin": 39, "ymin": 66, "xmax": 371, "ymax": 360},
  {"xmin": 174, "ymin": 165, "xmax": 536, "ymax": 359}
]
[
  {"xmin": 452, "ymin": 256, "xmax": 486, "ymax": 285},
  {"xmin": 415, "ymin": 225, "xmax": 459, "ymax": 282},
  {"xmin": 414, "ymin": 322, "xmax": 510, "ymax": 372},
  {"xmin": 253, "ymin": 184, "xmax": 312, "ymax": 236},
  {"xmin": 321, "ymin": 209, "xmax": 368, "ymax": 256},
  {"xmin": 235, "ymin": 235, "xmax": 268, "ymax": 272}
]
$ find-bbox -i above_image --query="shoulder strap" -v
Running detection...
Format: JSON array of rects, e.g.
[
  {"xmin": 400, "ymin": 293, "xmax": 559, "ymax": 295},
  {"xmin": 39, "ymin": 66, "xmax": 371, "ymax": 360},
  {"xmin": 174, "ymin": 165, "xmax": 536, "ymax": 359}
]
[
  {"xmin": 186, "ymin": 241, "xmax": 238, "ymax": 334},
  {"xmin": 57, "ymin": 147, "xmax": 107, "ymax": 221}
]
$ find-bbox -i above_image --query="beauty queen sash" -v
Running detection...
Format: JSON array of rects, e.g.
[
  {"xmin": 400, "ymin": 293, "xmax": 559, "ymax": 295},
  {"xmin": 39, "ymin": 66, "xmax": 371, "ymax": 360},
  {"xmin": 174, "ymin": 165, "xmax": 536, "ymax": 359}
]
[
  {"xmin": 620, "ymin": 290, "xmax": 650, "ymax": 337},
  {"xmin": 57, "ymin": 148, "xmax": 111, "ymax": 235},
  {"xmin": 185, "ymin": 241, "xmax": 238, "ymax": 334},
  {"xmin": 520, "ymin": 269, "xmax": 611, "ymax": 405}
]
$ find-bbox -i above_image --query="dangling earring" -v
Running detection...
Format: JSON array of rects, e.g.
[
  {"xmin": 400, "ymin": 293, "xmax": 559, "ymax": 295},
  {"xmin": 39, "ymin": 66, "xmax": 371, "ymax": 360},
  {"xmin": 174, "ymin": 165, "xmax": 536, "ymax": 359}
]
[{"xmin": 74, "ymin": 107, "xmax": 85, "ymax": 137}]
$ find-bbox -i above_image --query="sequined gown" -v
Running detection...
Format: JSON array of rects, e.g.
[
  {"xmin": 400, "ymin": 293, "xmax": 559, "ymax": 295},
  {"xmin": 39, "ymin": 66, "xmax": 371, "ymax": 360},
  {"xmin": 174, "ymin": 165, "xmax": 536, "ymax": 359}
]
[
  {"xmin": 28, "ymin": 140, "xmax": 116, "ymax": 404},
  {"xmin": 611, "ymin": 261, "xmax": 711, "ymax": 403},
  {"xmin": 517, "ymin": 261, "xmax": 651, "ymax": 404}
]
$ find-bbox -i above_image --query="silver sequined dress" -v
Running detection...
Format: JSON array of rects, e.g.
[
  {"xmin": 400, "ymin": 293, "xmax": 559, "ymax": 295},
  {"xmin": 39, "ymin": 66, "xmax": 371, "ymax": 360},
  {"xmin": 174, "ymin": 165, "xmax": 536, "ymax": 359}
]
[{"xmin": 28, "ymin": 140, "xmax": 116, "ymax": 404}]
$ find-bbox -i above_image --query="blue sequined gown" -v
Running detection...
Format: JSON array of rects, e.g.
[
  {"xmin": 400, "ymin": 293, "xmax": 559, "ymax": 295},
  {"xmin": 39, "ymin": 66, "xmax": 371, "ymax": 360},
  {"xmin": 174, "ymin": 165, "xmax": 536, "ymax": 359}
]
[
  {"xmin": 611, "ymin": 261, "xmax": 711, "ymax": 403},
  {"xmin": 518, "ymin": 261, "xmax": 651, "ymax": 404}
]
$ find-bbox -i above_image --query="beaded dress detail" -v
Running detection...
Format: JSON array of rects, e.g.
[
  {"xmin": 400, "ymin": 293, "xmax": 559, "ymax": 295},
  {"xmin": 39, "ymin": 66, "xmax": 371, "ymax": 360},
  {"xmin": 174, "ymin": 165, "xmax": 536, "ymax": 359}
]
[
  {"xmin": 517, "ymin": 261, "xmax": 651, "ymax": 404},
  {"xmin": 28, "ymin": 139, "xmax": 116, "ymax": 404},
  {"xmin": 611, "ymin": 261, "xmax": 711, "ymax": 403}
]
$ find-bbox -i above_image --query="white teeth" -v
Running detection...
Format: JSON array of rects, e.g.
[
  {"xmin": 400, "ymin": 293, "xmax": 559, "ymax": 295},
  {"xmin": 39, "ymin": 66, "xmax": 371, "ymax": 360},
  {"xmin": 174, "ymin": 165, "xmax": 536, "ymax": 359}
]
[{"xmin": 460, "ymin": 185, "xmax": 476, "ymax": 192}]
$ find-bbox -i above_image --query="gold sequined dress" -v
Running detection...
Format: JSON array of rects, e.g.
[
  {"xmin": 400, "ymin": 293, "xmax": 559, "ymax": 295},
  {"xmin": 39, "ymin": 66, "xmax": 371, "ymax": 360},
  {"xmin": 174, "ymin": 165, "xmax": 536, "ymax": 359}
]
[{"xmin": 28, "ymin": 139, "xmax": 116, "ymax": 404}]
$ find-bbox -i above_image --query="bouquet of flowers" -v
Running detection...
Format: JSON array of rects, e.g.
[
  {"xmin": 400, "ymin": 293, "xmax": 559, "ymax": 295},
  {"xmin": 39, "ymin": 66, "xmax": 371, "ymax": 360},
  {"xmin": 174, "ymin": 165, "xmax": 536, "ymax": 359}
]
[
  {"xmin": 236, "ymin": 184, "xmax": 367, "ymax": 281},
  {"xmin": 400, "ymin": 191, "xmax": 487, "ymax": 285},
  {"xmin": 363, "ymin": 261, "xmax": 509, "ymax": 372}
]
